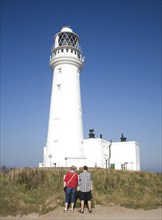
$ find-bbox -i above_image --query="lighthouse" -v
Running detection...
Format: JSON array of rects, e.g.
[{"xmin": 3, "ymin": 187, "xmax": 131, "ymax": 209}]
[
  {"xmin": 39, "ymin": 26, "xmax": 140, "ymax": 171},
  {"xmin": 42, "ymin": 26, "xmax": 86, "ymax": 167}
]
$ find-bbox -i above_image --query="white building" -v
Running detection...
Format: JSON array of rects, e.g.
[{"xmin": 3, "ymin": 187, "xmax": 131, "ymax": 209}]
[
  {"xmin": 110, "ymin": 140, "xmax": 140, "ymax": 171},
  {"xmin": 39, "ymin": 27, "xmax": 140, "ymax": 171}
]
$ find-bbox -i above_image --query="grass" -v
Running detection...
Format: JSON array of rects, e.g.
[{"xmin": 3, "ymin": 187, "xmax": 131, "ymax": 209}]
[
  {"xmin": 0, "ymin": 168, "xmax": 161, "ymax": 216},
  {"xmin": 91, "ymin": 169, "xmax": 162, "ymax": 209}
]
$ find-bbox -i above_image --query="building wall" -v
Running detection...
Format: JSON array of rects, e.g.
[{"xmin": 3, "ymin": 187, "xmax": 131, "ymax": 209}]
[
  {"xmin": 110, "ymin": 141, "xmax": 140, "ymax": 171},
  {"xmin": 65, "ymin": 157, "xmax": 87, "ymax": 169},
  {"xmin": 83, "ymin": 138, "xmax": 110, "ymax": 168},
  {"xmin": 82, "ymin": 139, "xmax": 140, "ymax": 171},
  {"xmin": 44, "ymin": 63, "xmax": 84, "ymax": 167}
]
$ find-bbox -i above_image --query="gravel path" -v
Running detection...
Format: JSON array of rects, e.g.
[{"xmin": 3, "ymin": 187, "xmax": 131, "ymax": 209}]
[{"xmin": 1, "ymin": 205, "xmax": 162, "ymax": 220}]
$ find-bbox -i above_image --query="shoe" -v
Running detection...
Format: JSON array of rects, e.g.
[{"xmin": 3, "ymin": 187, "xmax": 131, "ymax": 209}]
[
  {"xmin": 89, "ymin": 209, "xmax": 92, "ymax": 213},
  {"xmin": 64, "ymin": 209, "xmax": 67, "ymax": 212},
  {"xmin": 71, "ymin": 208, "xmax": 74, "ymax": 211},
  {"xmin": 78, "ymin": 209, "xmax": 84, "ymax": 213}
]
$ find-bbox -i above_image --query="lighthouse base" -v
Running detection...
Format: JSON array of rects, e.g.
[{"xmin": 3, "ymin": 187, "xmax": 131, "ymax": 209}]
[
  {"xmin": 39, "ymin": 156, "xmax": 87, "ymax": 168},
  {"xmin": 65, "ymin": 156, "xmax": 87, "ymax": 169}
]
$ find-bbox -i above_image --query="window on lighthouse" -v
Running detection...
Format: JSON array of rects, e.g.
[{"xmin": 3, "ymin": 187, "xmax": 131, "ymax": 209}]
[
  {"xmin": 56, "ymin": 84, "xmax": 61, "ymax": 91},
  {"xmin": 58, "ymin": 33, "xmax": 78, "ymax": 48},
  {"xmin": 58, "ymin": 68, "xmax": 62, "ymax": 73}
]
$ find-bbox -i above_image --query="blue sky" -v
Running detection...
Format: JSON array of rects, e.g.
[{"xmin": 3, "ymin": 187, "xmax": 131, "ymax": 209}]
[{"xmin": 1, "ymin": 0, "xmax": 161, "ymax": 172}]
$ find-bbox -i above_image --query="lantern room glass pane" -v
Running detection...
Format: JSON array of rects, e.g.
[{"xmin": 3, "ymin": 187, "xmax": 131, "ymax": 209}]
[{"xmin": 58, "ymin": 32, "xmax": 79, "ymax": 49}]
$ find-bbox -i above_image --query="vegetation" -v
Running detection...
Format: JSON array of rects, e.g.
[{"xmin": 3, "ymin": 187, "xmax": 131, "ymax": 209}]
[{"xmin": 0, "ymin": 167, "xmax": 161, "ymax": 216}]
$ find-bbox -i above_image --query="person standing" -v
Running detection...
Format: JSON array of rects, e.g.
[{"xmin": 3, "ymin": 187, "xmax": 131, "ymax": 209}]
[
  {"xmin": 64, "ymin": 165, "xmax": 78, "ymax": 212},
  {"xmin": 78, "ymin": 165, "xmax": 92, "ymax": 213}
]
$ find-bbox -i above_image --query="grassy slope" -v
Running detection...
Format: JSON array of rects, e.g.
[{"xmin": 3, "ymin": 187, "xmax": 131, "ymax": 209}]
[{"xmin": 0, "ymin": 168, "xmax": 161, "ymax": 216}]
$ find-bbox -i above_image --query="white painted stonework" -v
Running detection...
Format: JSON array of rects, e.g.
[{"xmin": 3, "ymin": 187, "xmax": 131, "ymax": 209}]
[
  {"xmin": 80, "ymin": 138, "xmax": 140, "ymax": 171},
  {"xmin": 110, "ymin": 141, "xmax": 140, "ymax": 170},
  {"xmin": 39, "ymin": 27, "xmax": 140, "ymax": 171}
]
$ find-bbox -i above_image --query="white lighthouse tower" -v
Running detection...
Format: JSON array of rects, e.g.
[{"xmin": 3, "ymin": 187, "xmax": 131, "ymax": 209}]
[{"xmin": 42, "ymin": 26, "xmax": 86, "ymax": 167}]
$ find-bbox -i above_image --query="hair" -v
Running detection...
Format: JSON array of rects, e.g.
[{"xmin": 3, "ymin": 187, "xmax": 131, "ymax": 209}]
[
  {"xmin": 83, "ymin": 165, "xmax": 88, "ymax": 171},
  {"xmin": 71, "ymin": 165, "xmax": 76, "ymax": 170}
]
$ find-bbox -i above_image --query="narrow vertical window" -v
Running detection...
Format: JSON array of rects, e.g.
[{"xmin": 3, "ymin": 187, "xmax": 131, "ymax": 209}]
[{"xmin": 58, "ymin": 68, "xmax": 62, "ymax": 73}]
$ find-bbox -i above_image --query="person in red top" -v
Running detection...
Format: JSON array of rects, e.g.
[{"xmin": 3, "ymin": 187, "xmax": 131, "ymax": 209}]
[{"xmin": 64, "ymin": 165, "xmax": 78, "ymax": 212}]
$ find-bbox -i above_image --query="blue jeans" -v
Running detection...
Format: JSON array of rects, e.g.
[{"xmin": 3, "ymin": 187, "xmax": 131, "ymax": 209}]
[{"xmin": 65, "ymin": 187, "xmax": 76, "ymax": 203}]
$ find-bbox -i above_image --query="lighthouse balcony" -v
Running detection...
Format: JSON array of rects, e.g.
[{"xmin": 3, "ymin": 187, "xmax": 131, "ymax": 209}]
[{"xmin": 50, "ymin": 47, "xmax": 84, "ymax": 62}]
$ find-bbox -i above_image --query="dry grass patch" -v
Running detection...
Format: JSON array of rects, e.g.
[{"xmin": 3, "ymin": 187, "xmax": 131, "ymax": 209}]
[{"xmin": 0, "ymin": 168, "xmax": 161, "ymax": 216}]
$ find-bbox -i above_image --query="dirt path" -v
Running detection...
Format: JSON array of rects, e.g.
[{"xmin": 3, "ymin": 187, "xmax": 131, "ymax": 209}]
[{"xmin": 1, "ymin": 205, "xmax": 162, "ymax": 220}]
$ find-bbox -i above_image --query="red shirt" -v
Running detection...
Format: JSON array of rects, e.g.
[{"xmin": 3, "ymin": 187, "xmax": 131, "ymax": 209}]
[{"xmin": 64, "ymin": 171, "xmax": 78, "ymax": 188}]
